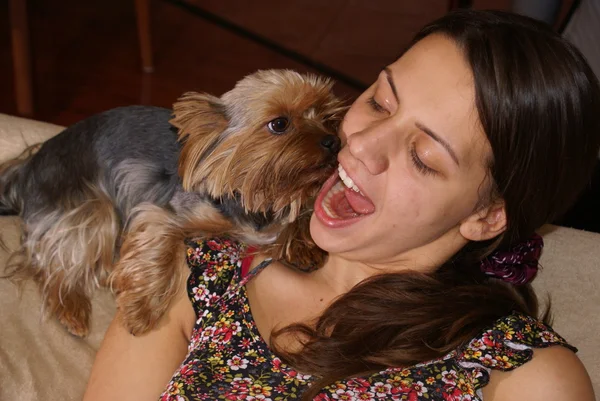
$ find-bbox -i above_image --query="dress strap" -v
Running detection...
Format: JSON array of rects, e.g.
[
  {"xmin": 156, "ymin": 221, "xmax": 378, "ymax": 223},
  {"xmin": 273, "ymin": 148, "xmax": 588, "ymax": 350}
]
[
  {"xmin": 241, "ymin": 246, "xmax": 258, "ymax": 278},
  {"xmin": 239, "ymin": 247, "xmax": 273, "ymax": 286}
]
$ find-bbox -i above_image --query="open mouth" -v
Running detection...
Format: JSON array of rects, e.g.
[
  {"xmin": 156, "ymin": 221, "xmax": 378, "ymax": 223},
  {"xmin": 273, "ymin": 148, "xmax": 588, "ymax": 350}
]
[{"xmin": 314, "ymin": 164, "xmax": 375, "ymax": 227}]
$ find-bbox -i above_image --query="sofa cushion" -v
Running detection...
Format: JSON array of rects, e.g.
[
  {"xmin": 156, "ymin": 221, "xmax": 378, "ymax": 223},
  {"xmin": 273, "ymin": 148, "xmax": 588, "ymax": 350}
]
[{"xmin": 0, "ymin": 114, "xmax": 63, "ymax": 162}]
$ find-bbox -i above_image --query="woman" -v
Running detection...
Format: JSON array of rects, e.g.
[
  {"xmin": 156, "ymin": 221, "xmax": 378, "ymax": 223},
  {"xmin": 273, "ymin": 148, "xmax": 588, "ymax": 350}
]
[{"xmin": 84, "ymin": 10, "xmax": 599, "ymax": 401}]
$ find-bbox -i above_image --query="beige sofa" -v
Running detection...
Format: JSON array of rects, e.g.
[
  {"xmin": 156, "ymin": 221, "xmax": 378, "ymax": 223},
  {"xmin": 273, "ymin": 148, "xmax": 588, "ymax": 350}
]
[{"xmin": 0, "ymin": 113, "xmax": 598, "ymax": 400}]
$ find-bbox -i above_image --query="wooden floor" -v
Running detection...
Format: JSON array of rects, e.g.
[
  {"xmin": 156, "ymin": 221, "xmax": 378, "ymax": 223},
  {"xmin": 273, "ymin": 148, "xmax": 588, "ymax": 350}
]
[
  {"xmin": 0, "ymin": 0, "xmax": 517, "ymax": 126},
  {"xmin": 0, "ymin": 0, "xmax": 597, "ymax": 232},
  {"xmin": 1, "ymin": 0, "xmax": 368, "ymax": 126}
]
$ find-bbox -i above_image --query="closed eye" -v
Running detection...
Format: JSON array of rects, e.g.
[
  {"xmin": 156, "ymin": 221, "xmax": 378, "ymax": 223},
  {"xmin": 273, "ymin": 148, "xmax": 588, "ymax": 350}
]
[
  {"xmin": 367, "ymin": 96, "xmax": 387, "ymax": 114},
  {"xmin": 410, "ymin": 144, "xmax": 438, "ymax": 176}
]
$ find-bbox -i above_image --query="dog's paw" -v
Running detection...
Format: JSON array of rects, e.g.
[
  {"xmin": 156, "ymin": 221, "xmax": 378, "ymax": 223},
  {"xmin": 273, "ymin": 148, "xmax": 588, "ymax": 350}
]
[
  {"xmin": 274, "ymin": 213, "xmax": 328, "ymax": 272},
  {"xmin": 59, "ymin": 312, "xmax": 91, "ymax": 337},
  {"xmin": 48, "ymin": 296, "xmax": 92, "ymax": 337},
  {"xmin": 283, "ymin": 243, "xmax": 327, "ymax": 272}
]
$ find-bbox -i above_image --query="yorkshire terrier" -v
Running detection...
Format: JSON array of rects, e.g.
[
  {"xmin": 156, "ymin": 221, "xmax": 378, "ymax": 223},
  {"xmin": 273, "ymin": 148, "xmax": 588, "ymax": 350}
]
[{"xmin": 0, "ymin": 69, "xmax": 345, "ymax": 336}]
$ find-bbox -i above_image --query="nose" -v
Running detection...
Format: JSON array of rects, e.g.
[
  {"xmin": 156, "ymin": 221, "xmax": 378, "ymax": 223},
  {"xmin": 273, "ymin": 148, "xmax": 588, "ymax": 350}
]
[
  {"xmin": 345, "ymin": 122, "xmax": 393, "ymax": 175},
  {"xmin": 320, "ymin": 135, "xmax": 341, "ymax": 154}
]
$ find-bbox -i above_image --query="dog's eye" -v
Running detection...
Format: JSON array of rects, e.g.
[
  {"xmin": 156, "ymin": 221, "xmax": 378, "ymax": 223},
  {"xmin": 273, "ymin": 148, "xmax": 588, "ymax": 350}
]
[{"xmin": 267, "ymin": 117, "xmax": 290, "ymax": 135}]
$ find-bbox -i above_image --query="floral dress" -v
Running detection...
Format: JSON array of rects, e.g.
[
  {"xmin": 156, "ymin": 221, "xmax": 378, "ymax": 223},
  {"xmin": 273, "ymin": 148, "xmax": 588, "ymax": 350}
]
[{"xmin": 160, "ymin": 237, "xmax": 576, "ymax": 401}]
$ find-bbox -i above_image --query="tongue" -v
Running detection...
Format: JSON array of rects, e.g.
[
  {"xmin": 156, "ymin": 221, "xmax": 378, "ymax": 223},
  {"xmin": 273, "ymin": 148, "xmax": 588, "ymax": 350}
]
[
  {"xmin": 330, "ymin": 187, "xmax": 376, "ymax": 218},
  {"xmin": 344, "ymin": 188, "xmax": 376, "ymax": 214},
  {"xmin": 331, "ymin": 192, "xmax": 357, "ymax": 218}
]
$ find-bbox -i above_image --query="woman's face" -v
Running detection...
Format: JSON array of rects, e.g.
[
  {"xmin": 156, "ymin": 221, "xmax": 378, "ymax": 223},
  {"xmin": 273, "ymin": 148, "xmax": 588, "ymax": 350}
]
[{"xmin": 310, "ymin": 34, "xmax": 494, "ymax": 267}]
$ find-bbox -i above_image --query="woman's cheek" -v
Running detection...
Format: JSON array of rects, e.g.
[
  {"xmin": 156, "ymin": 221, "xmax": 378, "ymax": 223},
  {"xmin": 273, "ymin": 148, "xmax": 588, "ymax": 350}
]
[{"xmin": 396, "ymin": 182, "xmax": 430, "ymax": 222}]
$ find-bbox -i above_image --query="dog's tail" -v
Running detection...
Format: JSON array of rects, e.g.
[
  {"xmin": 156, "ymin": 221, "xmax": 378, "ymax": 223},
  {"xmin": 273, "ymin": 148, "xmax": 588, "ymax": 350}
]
[{"xmin": 0, "ymin": 144, "xmax": 39, "ymax": 215}]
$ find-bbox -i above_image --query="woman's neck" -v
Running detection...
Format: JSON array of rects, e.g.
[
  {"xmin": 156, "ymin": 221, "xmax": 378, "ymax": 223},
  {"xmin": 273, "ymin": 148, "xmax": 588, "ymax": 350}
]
[
  {"xmin": 309, "ymin": 227, "xmax": 469, "ymax": 296},
  {"xmin": 308, "ymin": 254, "xmax": 387, "ymax": 296}
]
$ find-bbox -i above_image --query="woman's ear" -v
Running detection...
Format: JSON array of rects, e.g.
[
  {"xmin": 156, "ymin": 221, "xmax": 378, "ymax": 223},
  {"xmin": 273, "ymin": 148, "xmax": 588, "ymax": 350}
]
[{"xmin": 459, "ymin": 200, "xmax": 507, "ymax": 241}]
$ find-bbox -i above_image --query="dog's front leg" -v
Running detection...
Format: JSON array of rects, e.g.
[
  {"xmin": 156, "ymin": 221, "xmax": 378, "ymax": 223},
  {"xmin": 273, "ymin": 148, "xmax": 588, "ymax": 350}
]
[
  {"xmin": 110, "ymin": 202, "xmax": 236, "ymax": 335},
  {"xmin": 110, "ymin": 205, "xmax": 187, "ymax": 335}
]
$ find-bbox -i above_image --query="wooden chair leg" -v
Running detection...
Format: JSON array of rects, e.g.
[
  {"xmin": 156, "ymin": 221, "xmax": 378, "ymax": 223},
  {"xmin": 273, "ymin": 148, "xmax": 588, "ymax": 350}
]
[
  {"xmin": 9, "ymin": 0, "xmax": 34, "ymax": 117},
  {"xmin": 134, "ymin": 0, "xmax": 154, "ymax": 73}
]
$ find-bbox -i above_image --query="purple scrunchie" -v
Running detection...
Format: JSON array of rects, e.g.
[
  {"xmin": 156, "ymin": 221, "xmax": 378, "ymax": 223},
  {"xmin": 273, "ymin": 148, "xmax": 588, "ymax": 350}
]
[{"xmin": 480, "ymin": 234, "xmax": 543, "ymax": 285}]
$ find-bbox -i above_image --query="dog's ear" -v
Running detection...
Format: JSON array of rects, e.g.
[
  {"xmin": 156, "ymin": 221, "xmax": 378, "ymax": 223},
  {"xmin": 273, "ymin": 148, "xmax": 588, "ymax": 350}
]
[{"xmin": 170, "ymin": 92, "xmax": 229, "ymax": 191}]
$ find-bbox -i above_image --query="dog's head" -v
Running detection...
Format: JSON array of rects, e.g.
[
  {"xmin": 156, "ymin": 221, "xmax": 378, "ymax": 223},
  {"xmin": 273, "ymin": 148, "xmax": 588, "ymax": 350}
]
[{"xmin": 171, "ymin": 69, "xmax": 347, "ymax": 224}]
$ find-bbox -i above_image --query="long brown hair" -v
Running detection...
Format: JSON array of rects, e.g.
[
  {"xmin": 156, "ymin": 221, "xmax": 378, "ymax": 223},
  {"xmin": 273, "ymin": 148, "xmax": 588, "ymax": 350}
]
[{"xmin": 271, "ymin": 10, "xmax": 600, "ymax": 399}]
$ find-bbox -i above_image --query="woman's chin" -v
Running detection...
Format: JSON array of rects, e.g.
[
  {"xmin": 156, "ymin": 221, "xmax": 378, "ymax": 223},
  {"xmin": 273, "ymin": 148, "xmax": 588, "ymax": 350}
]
[{"xmin": 309, "ymin": 213, "xmax": 365, "ymax": 254}]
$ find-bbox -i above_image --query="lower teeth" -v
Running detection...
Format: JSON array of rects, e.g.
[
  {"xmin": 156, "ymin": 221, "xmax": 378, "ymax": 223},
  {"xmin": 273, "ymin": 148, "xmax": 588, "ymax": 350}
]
[
  {"xmin": 323, "ymin": 180, "xmax": 347, "ymax": 219},
  {"xmin": 324, "ymin": 204, "xmax": 336, "ymax": 218}
]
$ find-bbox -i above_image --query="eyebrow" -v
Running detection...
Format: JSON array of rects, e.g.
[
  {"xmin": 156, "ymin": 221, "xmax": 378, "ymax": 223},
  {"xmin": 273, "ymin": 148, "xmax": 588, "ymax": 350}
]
[
  {"xmin": 383, "ymin": 67, "xmax": 399, "ymax": 104},
  {"xmin": 415, "ymin": 122, "xmax": 460, "ymax": 167},
  {"xmin": 383, "ymin": 67, "xmax": 460, "ymax": 167}
]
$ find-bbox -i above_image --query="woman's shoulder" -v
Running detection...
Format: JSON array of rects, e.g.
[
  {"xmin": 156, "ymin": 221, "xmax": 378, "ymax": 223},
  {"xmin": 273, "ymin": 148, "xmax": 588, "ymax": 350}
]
[
  {"xmin": 483, "ymin": 344, "xmax": 594, "ymax": 401},
  {"xmin": 473, "ymin": 312, "xmax": 593, "ymax": 401},
  {"xmin": 458, "ymin": 312, "xmax": 577, "ymax": 372},
  {"xmin": 313, "ymin": 312, "xmax": 589, "ymax": 400},
  {"xmin": 453, "ymin": 312, "xmax": 584, "ymax": 396}
]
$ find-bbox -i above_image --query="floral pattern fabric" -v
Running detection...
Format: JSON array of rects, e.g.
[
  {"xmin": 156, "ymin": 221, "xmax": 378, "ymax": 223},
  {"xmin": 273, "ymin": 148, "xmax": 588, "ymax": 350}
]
[{"xmin": 160, "ymin": 238, "xmax": 576, "ymax": 401}]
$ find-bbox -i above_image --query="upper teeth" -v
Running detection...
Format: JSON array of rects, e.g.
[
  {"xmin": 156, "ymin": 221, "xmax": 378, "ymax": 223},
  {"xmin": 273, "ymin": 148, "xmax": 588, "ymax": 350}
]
[{"xmin": 338, "ymin": 164, "xmax": 362, "ymax": 194}]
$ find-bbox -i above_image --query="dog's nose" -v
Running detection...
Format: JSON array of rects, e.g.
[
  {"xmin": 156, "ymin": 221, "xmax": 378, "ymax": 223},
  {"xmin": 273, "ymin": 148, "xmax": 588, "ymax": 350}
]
[{"xmin": 321, "ymin": 135, "xmax": 341, "ymax": 154}]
